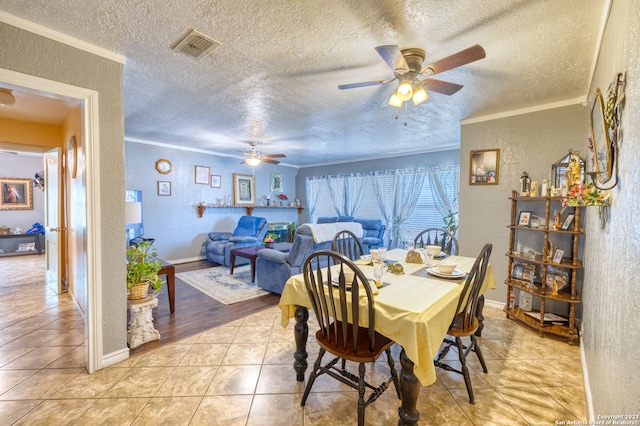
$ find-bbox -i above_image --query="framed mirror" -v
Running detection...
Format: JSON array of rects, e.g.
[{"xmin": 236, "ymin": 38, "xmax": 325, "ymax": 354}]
[{"xmin": 589, "ymin": 87, "xmax": 614, "ymax": 184}]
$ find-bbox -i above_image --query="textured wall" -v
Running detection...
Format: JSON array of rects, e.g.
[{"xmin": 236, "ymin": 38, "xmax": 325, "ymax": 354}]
[
  {"xmin": 581, "ymin": 0, "xmax": 640, "ymax": 416},
  {"xmin": 125, "ymin": 142, "xmax": 300, "ymax": 261},
  {"xmin": 0, "ymin": 22, "xmax": 125, "ymax": 355},
  {"xmin": 459, "ymin": 104, "xmax": 585, "ymax": 305},
  {"xmin": 0, "ymin": 153, "xmax": 45, "ymax": 231}
]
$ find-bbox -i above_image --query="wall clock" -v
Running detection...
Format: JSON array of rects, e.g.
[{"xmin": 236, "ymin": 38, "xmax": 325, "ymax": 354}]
[
  {"xmin": 155, "ymin": 159, "xmax": 173, "ymax": 174},
  {"xmin": 67, "ymin": 135, "xmax": 77, "ymax": 179}
]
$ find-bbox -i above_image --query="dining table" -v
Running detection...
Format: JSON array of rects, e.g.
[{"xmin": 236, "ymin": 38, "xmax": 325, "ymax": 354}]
[{"xmin": 278, "ymin": 248, "xmax": 496, "ymax": 426}]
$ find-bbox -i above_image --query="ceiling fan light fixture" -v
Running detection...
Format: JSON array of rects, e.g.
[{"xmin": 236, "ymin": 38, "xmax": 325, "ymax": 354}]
[
  {"xmin": 412, "ymin": 85, "xmax": 429, "ymax": 105},
  {"xmin": 388, "ymin": 91, "xmax": 403, "ymax": 108},
  {"xmin": 397, "ymin": 79, "xmax": 413, "ymax": 102},
  {"xmin": 245, "ymin": 157, "xmax": 262, "ymax": 167}
]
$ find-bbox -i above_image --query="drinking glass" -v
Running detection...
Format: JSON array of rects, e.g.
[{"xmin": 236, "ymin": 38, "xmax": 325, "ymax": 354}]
[
  {"xmin": 377, "ymin": 247, "xmax": 387, "ymax": 261},
  {"xmin": 373, "ymin": 260, "xmax": 387, "ymax": 282},
  {"xmin": 424, "ymin": 252, "xmax": 434, "ymax": 267}
]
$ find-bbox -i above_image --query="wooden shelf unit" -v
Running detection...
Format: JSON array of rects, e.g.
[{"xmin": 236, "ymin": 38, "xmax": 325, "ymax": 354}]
[
  {"xmin": 504, "ymin": 190, "xmax": 583, "ymax": 344},
  {"xmin": 197, "ymin": 204, "xmax": 304, "ymax": 218}
]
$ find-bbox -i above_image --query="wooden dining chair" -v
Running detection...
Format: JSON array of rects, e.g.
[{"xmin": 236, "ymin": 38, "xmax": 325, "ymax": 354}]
[
  {"xmin": 332, "ymin": 230, "xmax": 364, "ymax": 260},
  {"xmin": 413, "ymin": 227, "xmax": 459, "ymax": 255},
  {"xmin": 434, "ymin": 243, "xmax": 492, "ymax": 404},
  {"xmin": 300, "ymin": 250, "xmax": 400, "ymax": 426}
]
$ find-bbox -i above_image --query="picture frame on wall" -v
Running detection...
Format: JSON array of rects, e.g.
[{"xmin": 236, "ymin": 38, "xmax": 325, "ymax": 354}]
[
  {"xmin": 210, "ymin": 174, "xmax": 221, "ymax": 188},
  {"xmin": 0, "ymin": 177, "xmax": 33, "ymax": 210},
  {"xmin": 270, "ymin": 172, "xmax": 283, "ymax": 192},
  {"xmin": 233, "ymin": 173, "xmax": 256, "ymax": 205},
  {"xmin": 158, "ymin": 181, "xmax": 171, "ymax": 196},
  {"xmin": 194, "ymin": 165, "xmax": 210, "ymax": 185},
  {"xmin": 469, "ymin": 149, "xmax": 500, "ymax": 185}
]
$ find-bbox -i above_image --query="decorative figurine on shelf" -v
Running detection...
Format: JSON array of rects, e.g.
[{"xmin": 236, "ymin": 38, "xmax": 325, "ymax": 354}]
[
  {"xmin": 520, "ymin": 171, "xmax": 531, "ymax": 196},
  {"xmin": 554, "ymin": 210, "xmax": 562, "ymax": 230},
  {"xmin": 266, "ymin": 195, "xmax": 270, "ymax": 206},
  {"xmin": 566, "ymin": 151, "xmax": 582, "ymax": 187}
]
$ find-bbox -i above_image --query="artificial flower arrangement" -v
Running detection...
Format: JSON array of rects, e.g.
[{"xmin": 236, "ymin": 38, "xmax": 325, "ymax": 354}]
[
  {"xmin": 562, "ymin": 182, "xmax": 610, "ymax": 208},
  {"xmin": 278, "ymin": 193, "xmax": 288, "ymax": 200},
  {"xmin": 264, "ymin": 233, "xmax": 279, "ymax": 243}
]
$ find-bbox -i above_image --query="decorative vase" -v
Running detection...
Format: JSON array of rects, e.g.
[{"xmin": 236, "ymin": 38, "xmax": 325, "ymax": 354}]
[
  {"xmin": 265, "ymin": 242, "xmax": 274, "ymax": 248},
  {"xmin": 128, "ymin": 281, "xmax": 150, "ymax": 300}
]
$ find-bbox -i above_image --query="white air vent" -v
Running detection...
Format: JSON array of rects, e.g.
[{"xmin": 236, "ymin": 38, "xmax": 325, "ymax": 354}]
[{"xmin": 173, "ymin": 30, "xmax": 221, "ymax": 60}]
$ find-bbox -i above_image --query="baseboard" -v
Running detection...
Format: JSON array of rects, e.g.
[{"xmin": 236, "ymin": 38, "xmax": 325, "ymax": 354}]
[
  {"xmin": 483, "ymin": 298, "xmax": 505, "ymax": 310},
  {"xmin": 165, "ymin": 255, "xmax": 207, "ymax": 265},
  {"xmin": 103, "ymin": 347, "xmax": 130, "ymax": 368}
]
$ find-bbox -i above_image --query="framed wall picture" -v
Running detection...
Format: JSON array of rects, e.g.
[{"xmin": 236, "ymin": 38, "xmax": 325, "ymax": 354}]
[
  {"xmin": 561, "ymin": 213, "xmax": 575, "ymax": 230},
  {"xmin": 157, "ymin": 181, "xmax": 171, "ymax": 196},
  {"xmin": 0, "ymin": 177, "xmax": 33, "ymax": 210},
  {"xmin": 270, "ymin": 172, "xmax": 283, "ymax": 192},
  {"xmin": 517, "ymin": 211, "xmax": 531, "ymax": 227},
  {"xmin": 233, "ymin": 173, "xmax": 256, "ymax": 205},
  {"xmin": 469, "ymin": 149, "xmax": 500, "ymax": 185},
  {"xmin": 210, "ymin": 174, "xmax": 221, "ymax": 188},
  {"xmin": 194, "ymin": 165, "xmax": 210, "ymax": 185}
]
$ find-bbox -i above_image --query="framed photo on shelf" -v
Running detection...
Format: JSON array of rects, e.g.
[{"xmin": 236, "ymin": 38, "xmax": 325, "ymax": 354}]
[
  {"xmin": 546, "ymin": 266, "xmax": 570, "ymax": 292},
  {"xmin": 517, "ymin": 211, "xmax": 531, "ymax": 227},
  {"xmin": 469, "ymin": 149, "xmax": 499, "ymax": 185},
  {"xmin": 270, "ymin": 172, "xmax": 283, "ymax": 192},
  {"xmin": 210, "ymin": 174, "xmax": 221, "ymax": 188},
  {"xmin": 511, "ymin": 264, "xmax": 524, "ymax": 280},
  {"xmin": 0, "ymin": 177, "xmax": 33, "ymax": 210},
  {"xmin": 561, "ymin": 213, "xmax": 575, "ymax": 230},
  {"xmin": 552, "ymin": 249, "xmax": 564, "ymax": 264},
  {"xmin": 194, "ymin": 165, "xmax": 210, "ymax": 185},
  {"xmin": 233, "ymin": 173, "xmax": 256, "ymax": 205},
  {"xmin": 157, "ymin": 181, "xmax": 171, "ymax": 196}
]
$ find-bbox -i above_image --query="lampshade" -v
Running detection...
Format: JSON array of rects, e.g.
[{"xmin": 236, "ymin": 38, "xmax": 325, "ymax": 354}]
[
  {"xmin": 125, "ymin": 202, "xmax": 142, "ymax": 225},
  {"xmin": 245, "ymin": 157, "xmax": 262, "ymax": 167},
  {"xmin": 0, "ymin": 89, "xmax": 16, "ymax": 106},
  {"xmin": 412, "ymin": 85, "xmax": 429, "ymax": 105},
  {"xmin": 396, "ymin": 79, "xmax": 413, "ymax": 102},
  {"xmin": 387, "ymin": 90, "xmax": 403, "ymax": 108}
]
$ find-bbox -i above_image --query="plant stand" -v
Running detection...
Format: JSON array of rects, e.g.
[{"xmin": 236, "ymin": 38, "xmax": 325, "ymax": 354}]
[{"xmin": 127, "ymin": 294, "xmax": 160, "ymax": 349}]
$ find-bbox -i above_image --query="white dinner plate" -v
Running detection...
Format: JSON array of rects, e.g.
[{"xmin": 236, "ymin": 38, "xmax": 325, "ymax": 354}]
[
  {"xmin": 355, "ymin": 258, "xmax": 372, "ymax": 265},
  {"xmin": 426, "ymin": 267, "xmax": 466, "ymax": 279},
  {"xmin": 434, "ymin": 252, "xmax": 447, "ymax": 258}
]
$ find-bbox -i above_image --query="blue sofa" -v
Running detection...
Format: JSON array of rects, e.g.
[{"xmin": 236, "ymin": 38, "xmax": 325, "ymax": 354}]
[
  {"xmin": 316, "ymin": 216, "xmax": 385, "ymax": 253},
  {"xmin": 205, "ymin": 216, "xmax": 268, "ymax": 266},
  {"xmin": 256, "ymin": 222, "xmax": 363, "ymax": 294}
]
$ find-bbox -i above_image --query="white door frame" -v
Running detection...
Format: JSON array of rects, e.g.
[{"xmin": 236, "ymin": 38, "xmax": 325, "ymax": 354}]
[{"xmin": 0, "ymin": 67, "xmax": 103, "ymax": 373}]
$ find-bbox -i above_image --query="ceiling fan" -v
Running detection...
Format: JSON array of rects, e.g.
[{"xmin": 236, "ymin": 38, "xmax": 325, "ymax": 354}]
[
  {"xmin": 338, "ymin": 44, "xmax": 485, "ymax": 107},
  {"xmin": 240, "ymin": 141, "xmax": 286, "ymax": 166}
]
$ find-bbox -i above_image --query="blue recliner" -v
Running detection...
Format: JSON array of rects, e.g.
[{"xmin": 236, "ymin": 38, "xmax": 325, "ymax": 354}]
[
  {"xmin": 205, "ymin": 216, "xmax": 268, "ymax": 266},
  {"xmin": 356, "ymin": 218, "xmax": 385, "ymax": 253},
  {"xmin": 256, "ymin": 224, "xmax": 338, "ymax": 294}
]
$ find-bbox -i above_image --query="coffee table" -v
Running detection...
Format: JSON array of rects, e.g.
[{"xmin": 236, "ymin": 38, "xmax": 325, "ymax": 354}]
[{"xmin": 230, "ymin": 242, "xmax": 292, "ymax": 283}]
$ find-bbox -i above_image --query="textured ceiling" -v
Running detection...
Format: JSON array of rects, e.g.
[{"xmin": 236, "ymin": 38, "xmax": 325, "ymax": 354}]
[{"xmin": 0, "ymin": 0, "xmax": 606, "ymax": 167}]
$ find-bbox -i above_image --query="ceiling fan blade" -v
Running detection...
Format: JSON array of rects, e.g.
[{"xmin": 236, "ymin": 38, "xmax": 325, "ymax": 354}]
[
  {"xmin": 338, "ymin": 79, "xmax": 392, "ymax": 90},
  {"xmin": 264, "ymin": 153, "xmax": 286, "ymax": 158},
  {"xmin": 420, "ymin": 44, "xmax": 486, "ymax": 76},
  {"xmin": 375, "ymin": 45, "xmax": 409, "ymax": 74},
  {"xmin": 262, "ymin": 158, "xmax": 280, "ymax": 165},
  {"xmin": 421, "ymin": 78, "xmax": 464, "ymax": 95}
]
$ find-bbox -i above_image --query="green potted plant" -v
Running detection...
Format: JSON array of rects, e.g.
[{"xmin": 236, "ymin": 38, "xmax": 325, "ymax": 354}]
[
  {"xmin": 263, "ymin": 233, "xmax": 279, "ymax": 248},
  {"xmin": 126, "ymin": 241, "xmax": 162, "ymax": 300}
]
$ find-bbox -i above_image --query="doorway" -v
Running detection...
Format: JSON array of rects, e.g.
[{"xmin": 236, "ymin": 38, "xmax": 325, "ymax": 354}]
[{"xmin": 0, "ymin": 67, "xmax": 102, "ymax": 373}]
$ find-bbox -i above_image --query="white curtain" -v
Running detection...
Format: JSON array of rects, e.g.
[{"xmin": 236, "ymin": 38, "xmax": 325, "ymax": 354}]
[
  {"xmin": 372, "ymin": 171, "xmax": 397, "ymax": 248},
  {"xmin": 305, "ymin": 177, "xmax": 327, "ymax": 223},
  {"xmin": 327, "ymin": 175, "xmax": 346, "ymax": 215},
  {"xmin": 390, "ymin": 169, "xmax": 426, "ymax": 248},
  {"xmin": 344, "ymin": 173, "xmax": 369, "ymax": 216},
  {"xmin": 428, "ymin": 165, "xmax": 460, "ymax": 233}
]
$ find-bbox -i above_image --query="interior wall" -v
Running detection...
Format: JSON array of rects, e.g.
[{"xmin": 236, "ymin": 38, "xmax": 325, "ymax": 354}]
[
  {"xmin": 0, "ymin": 152, "xmax": 45, "ymax": 231},
  {"xmin": 295, "ymin": 149, "xmax": 460, "ymax": 223},
  {"xmin": 0, "ymin": 117, "xmax": 62, "ymax": 148},
  {"xmin": 125, "ymin": 141, "xmax": 300, "ymax": 262},
  {"xmin": 1, "ymin": 21, "xmax": 125, "ymax": 357},
  {"xmin": 459, "ymin": 104, "xmax": 586, "ymax": 306},
  {"xmin": 581, "ymin": 0, "xmax": 640, "ymax": 415}
]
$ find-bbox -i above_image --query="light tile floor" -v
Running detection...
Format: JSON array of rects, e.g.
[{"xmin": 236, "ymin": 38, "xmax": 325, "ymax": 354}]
[{"xmin": 1, "ymin": 256, "xmax": 587, "ymax": 425}]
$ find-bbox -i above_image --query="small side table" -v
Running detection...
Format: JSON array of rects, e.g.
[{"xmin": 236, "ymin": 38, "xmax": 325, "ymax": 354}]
[
  {"xmin": 158, "ymin": 259, "xmax": 175, "ymax": 313},
  {"xmin": 127, "ymin": 294, "xmax": 160, "ymax": 349}
]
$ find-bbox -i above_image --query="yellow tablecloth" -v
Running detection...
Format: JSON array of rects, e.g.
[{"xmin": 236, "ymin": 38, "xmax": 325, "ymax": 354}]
[{"xmin": 278, "ymin": 249, "xmax": 496, "ymax": 386}]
